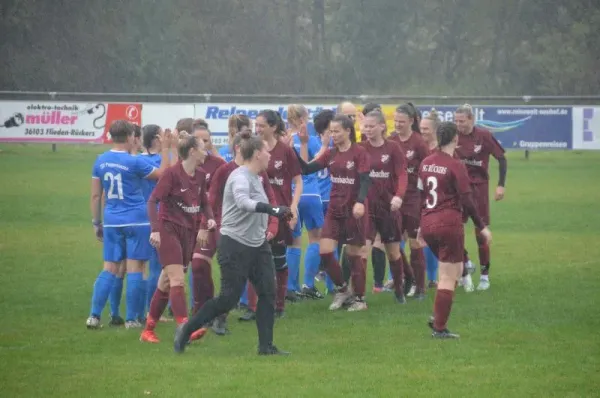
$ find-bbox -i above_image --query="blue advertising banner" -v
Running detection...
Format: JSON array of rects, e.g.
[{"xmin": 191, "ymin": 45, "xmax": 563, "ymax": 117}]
[{"xmin": 416, "ymin": 106, "xmax": 572, "ymax": 150}]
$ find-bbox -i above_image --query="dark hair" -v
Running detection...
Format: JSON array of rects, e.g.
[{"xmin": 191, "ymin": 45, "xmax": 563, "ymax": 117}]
[
  {"xmin": 133, "ymin": 124, "xmax": 142, "ymax": 138},
  {"xmin": 313, "ymin": 109, "xmax": 335, "ymax": 135},
  {"xmin": 437, "ymin": 121, "xmax": 459, "ymax": 148},
  {"xmin": 176, "ymin": 118, "xmax": 194, "ymax": 134},
  {"xmin": 109, "ymin": 120, "xmax": 134, "ymax": 143},
  {"xmin": 237, "ymin": 130, "xmax": 265, "ymax": 160},
  {"xmin": 407, "ymin": 102, "xmax": 421, "ymax": 133},
  {"xmin": 365, "ymin": 111, "xmax": 387, "ymax": 137},
  {"xmin": 177, "ymin": 131, "xmax": 199, "ymax": 159},
  {"xmin": 142, "ymin": 124, "xmax": 161, "ymax": 151},
  {"xmin": 258, "ymin": 109, "xmax": 286, "ymax": 138},
  {"xmin": 362, "ymin": 103, "xmax": 381, "ymax": 115},
  {"xmin": 395, "ymin": 103, "xmax": 420, "ymax": 133},
  {"xmin": 331, "ymin": 114, "xmax": 357, "ymax": 143},
  {"xmin": 192, "ymin": 118, "xmax": 209, "ymax": 132}
]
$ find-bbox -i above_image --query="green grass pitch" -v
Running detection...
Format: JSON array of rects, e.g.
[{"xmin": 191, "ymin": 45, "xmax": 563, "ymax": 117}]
[{"xmin": 0, "ymin": 144, "xmax": 599, "ymax": 397}]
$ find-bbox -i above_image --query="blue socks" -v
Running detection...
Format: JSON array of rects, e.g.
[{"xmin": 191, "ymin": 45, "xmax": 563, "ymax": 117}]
[
  {"xmin": 138, "ymin": 279, "xmax": 147, "ymax": 319},
  {"xmin": 125, "ymin": 272, "xmax": 143, "ymax": 322},
  {"xmin": 286, "ymin": 247, "xmax": 302, "ymax": 292},
  {"xmin": 90, "ymin": 270, "xmax": 116, "ymax": 318},
  {"xmin": 303, "ymin": 243, "xmax": 320, "ymax": 288},
  {"xmin": 146, "ymin": 249, "xmax": 161, "ymax": 311},
  {"xmin": 109, "ymin": 277, "xmax": 124, "ymax": 317},
  {"xmin": 424, "ymin": 246, "xmax": 438, "ymax": 282}
]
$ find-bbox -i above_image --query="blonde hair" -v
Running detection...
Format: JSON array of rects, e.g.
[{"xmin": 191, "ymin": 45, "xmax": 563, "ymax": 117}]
[
  {"xmin": 424, "ymin": 108, "xmax": 440, "ymax": 130},
  {"xmin": 455, "ymin": 103, "xmax": 474, "ymax": 119},
  {"xmin": 227, "ymin": 114, "xmax": 251, "ymax": 141},
  {"xmin": 365, "ymin": 111, "xmax": 387, "ymax": 137},
  {"xmin": 177, "ymin": 131, "xmax": 198, "ymax": 160},
  {"xmin": 287, "ymin": 104, "xmax": 308, "ymax": 127}
]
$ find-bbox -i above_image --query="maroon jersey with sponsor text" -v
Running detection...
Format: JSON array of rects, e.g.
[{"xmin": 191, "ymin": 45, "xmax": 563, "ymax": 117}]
[
  {"xmin": 315, "ymin": 143, "xmax": 371, "ymax": 217},
  {"xmin": 266, "ymin": 140, "xmax": 301, "ymax": 206},
  {"xmin": 208, "ymin": 161, "xmax": 275, "ymax": 226},
  {"xmin": 360, "ymin": 139, "xmax": 407, "ymax": 213},
  {"xmin": 418, "ymin": 151, "xmax": 472, "ymax": 226},
  {"xmin": 389, "ymin": 132, "xmax": 429, "ymax": 210},
  {"xmin": 202, "ymin": 153, "xmax": 227, "ymax": 191},
  {"xmin": 455, "ymin": 126, "xmax": 505, "ymax": 185},
  {"xmin": 149, "ymin": 162, "xmax": 209, "ymax": 232}
]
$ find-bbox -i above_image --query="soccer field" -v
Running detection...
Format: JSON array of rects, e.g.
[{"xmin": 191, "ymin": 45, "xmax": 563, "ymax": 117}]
[{"xmin": 0, "ymin": 144, "xmax": 599, "ymax": 397}]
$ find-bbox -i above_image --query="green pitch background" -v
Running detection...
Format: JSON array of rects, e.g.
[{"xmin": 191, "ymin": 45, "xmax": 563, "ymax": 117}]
[{"xmin": 0, "ymin": 145, "xmax": 599, "ymax": 397}]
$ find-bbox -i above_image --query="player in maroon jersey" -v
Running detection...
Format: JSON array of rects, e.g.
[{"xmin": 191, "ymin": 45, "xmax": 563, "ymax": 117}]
[
  {"xmin": 454, "ymin": 104, "xmax": 507, "ymax": 291},
  {"xmin": 360, "ymin": 111, "xmax": 409, "ymax": 303},
  {"xmin": 140, "ymin": 132, "xmax": 216, "ymax": 344},
  {"xmin": 295, "ymin": 114, "xmax": 372, "ymax": 312},
  {"xmin": 418, "ymin": 121, "xmax": 492, "ymax": 338},
  {"xmin": 389, "ymin": 103, "xmax": 430, "ymax": 299},
  {"xmin": 189, "ymin": 120, "xmax": 227, "ymax": 331},
  {"xmin": 244, "ymin": 110, "xmax": 302, "ymax": 318}
]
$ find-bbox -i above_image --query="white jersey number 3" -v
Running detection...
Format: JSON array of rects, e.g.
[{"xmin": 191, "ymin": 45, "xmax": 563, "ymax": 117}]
[
  {"xmin": 105, "ymin": 172, "xmax": 124, "ymax": 200},
  {"xmin": 426, "ymin": 176, "xmax": 438, "ymax": 209}
]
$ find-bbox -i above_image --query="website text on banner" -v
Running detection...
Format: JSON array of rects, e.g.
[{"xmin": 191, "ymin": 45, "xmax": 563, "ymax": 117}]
[
  {"xmin": 572, "ymin": 107, "xmax": 600, "ymax": 150},
  {"xmin": 0, "ymin": 101, "xmax": 142, "ymax": 143}
]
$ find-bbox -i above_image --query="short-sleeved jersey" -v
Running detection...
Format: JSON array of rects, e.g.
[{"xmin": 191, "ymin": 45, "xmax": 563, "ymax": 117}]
[
  {"xmin": 418, "ymin": 151, "xmax": 472, "ymax": 226},
  {"xmin": 139, "ymin": 153, "xmax": 162, "ymax": 201},
  {"xmin": 266, "ymin": 140, "xmax": 302, "ymax": 207},
  {"xmin": 360, "ymin": 139, "xmax": 407, "ymax": 213},
  {"xmin": 316, "ymin": 137, "xmax": 335, "ymax": 201},
  {"xmin": 455, "ymin": 126, "xmax": 505, "ymax": 185},
  {"xmin": 208, "ymin": 161, "xmax": 274, "ymax": 225},
  {"xmin": 218, "ymin": 145, "xmax": 234, "ymax": 163},
  {"xmin": 389, "ymin": 132, "xmax": 430, "ymax": 206},
  {"xmin": 92, "ymin": 150, "xmax": 156, "ymax": 227},
  {"xmin": 315, "ymin": 143, "xmax": 370, "ymax": 217},
  {"xmin": 201, "ymin": 153, "xmax": 227, "ymax": 191},
  {"xmin": 292, "ymin": 134, "xmax": 321, "ymax": 196},
  {"xmin": 150, "ymin": 162, "xmax": 209, "ymax": 231}
]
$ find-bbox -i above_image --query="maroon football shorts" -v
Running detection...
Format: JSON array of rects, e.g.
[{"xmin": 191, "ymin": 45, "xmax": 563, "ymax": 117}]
[
  {"xmin": 368, "ymin": 209, "xmax": 403, "ymax": 244},
  {"xmin": 462, "ymin": 183, "xmax": 490, "ymax": 227},
  {"xmin": 322, "ymin": 211, "xmax": 369, "ymax": 246},
  {"xmin": 272, "ymin": 219, "xmax": 293, "ymax": 246},
  {"xmin": 157, "ymin": 221, "xmax": 196, "ymax": 267},
  {"xmin": 193, "ymin": 229, "xmax": 220, "ymax": 258},
  {"xmin": 421, "ymin": 221, "xmax": 464, "ymax": 263},
  {"xmin": 401, "ymin": 206, "xmax": 421, "ymax": 239}
]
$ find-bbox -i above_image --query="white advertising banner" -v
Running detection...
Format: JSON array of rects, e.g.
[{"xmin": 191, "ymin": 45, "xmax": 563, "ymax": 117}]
[{"xmin": 572, "ymin": 107, "xmax": 600, "ymax": 150}]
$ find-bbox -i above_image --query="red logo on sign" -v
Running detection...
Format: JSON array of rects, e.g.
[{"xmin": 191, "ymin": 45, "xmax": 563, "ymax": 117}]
[{"xmin": 103, "ymin": 103, "xmax": 143, "ymax": 143}]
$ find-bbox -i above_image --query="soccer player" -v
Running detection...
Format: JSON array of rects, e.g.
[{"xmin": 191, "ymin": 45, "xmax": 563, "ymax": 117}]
[
  {"xmin": 174, "ymin": 131, "xmax": 292, "ymax": 356},
  {"xmin": 360, "ymin": 111, "xmax": 409, "ymax": 303},
  {"xmin": 295, "ymin": 114, "xmax": 372, "ymax": 311},
  {"xmin": 209, "ymin": 133, "xmax": 279, "ymax": 325},
  {"xmin": 246, "ymin": 110, "xmax": 302, "ymax": 318},
  {"xmin": 140, "ymin": 132, "xmax": 216, "ymax": 343},
  {"xmin": 418, "ymin": 121, "xmax": 492, "ymax": 338},
  {"xmin": 454, "ymin": 104, "xmax": 507, "ymax": 291},
  {"xmin": 87, "ymin": 120, "xmax": 170, "ymax": 329},
  {"xmin": 312, "ymin": 109, "xmax": 337, "ymax": 294},
  {"xmin": 389, "ymin": 104, "xmax": 430, "ymax": 300},
  {"xmin": 189, "ymin": 120, "xmax": 227, "ymax": 334},
  {"xmin": 286, "ymin": 104, "xmax": 325, "ymax": 300},
  {"xmin": 140, "ymin": 124, "xmax": 167, "ymax": 319},
  {"xmin": 420, "ymin": 110, "xmax": 441, "ymax": 287},
  {"xmin": 219, "ymin": 115, "xmax": 252, "ymax": 162}
]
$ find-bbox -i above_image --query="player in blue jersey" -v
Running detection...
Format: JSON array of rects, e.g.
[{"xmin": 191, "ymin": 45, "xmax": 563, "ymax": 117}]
[
  {"xmin": 87, "ymin": 120, "xmax": 171, "ymax": 329},
  {"xmin": 285, "ymin": 105, "xmax": 326, "ymax": 300},
  {"xmin": 218, "ymin": 114, "xmax": 252, "ymax": 162},
  {"xmin": 139, "ymin": 124, "xmax": 167, "ymax": 321},
  {"xmin": 311, "ymin": 109, "xmax": 337, "ymax": 294}
]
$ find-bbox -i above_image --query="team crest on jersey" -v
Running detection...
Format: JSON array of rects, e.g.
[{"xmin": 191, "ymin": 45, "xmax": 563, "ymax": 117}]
[
  {"xmin": 274, "ymin": 160, "xmax": 283, "ymax": 169},
  {"xmin": 474, "ymin": 145, "xmax": 482, "ymax": 153},
  {"xmin": 205, "ymin": 173, "xmax": 211, "ymax": 181},
  {"xmin": 381, "ymin": 154, "xmax": 390, "ymax": 163},
  {"xmin": 406, "ymin": 150, "xmax": 414, "ymax": 159},
  {"xmin": 346, "ymin": 161, "xmax": 355, "ymax": 170}
]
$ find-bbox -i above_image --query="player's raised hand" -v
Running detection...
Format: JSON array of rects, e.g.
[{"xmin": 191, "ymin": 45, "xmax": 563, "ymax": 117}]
[{"xmin": 298, "ymin": 123, "xmax": 309, "ymax": 143}]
